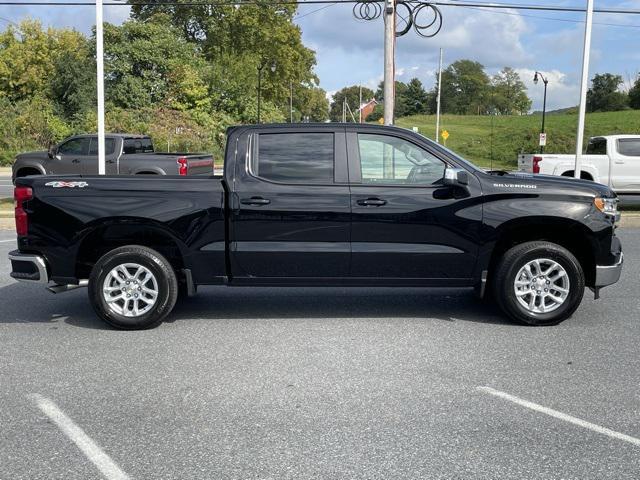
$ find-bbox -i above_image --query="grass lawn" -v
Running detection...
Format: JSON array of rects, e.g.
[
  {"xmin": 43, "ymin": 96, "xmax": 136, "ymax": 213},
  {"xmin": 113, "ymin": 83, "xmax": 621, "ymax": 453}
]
[{"xmin": 396, "ymin": 110, "xmax": 640, "ymax": 170}]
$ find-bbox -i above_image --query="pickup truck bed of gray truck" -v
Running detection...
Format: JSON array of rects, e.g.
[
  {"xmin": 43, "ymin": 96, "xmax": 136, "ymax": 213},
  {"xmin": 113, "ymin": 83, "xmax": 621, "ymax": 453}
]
[{"xmin": 12, "ymin": 133, "xmax": 214, "ymax": 181}]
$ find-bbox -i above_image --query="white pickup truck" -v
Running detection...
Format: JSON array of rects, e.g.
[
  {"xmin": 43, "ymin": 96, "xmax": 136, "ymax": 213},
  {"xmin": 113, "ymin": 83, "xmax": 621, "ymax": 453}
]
[{"xmin": 518, "ymin": 135, "xmax": 640, "ymax": 194}]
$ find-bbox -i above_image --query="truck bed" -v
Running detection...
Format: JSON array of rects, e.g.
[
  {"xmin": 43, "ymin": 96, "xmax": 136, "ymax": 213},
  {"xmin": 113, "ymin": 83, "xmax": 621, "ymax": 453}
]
[{"xmin": 16, "ymin": 175, "xmax": 227, "ymax": 285}]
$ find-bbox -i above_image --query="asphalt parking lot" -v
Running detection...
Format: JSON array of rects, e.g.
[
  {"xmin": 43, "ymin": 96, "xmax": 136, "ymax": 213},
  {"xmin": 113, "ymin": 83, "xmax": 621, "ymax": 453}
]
[{"xmin": 1, "ymin": 229, "xmax": 639, "ymax": 479}]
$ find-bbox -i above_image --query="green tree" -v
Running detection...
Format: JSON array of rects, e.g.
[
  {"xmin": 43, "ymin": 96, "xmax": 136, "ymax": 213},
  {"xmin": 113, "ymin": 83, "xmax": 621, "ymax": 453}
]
[
  {"xmin": 491, "ymin": 67, "xmax": 531, "ymax": 115},
  {"xmin": 629, "ymin": 75, "xmax": 640, "ymax": 109},
  {"xmin": 49, "ymin": 48, "xmax": 96, "ymax": 120},
  {"xmin": 432, "ymin": 60, "xmax": 491, "ymax": 115},
  {"xmin": 129, "ymin": 1, "xmax": 321, "ymax": 120},
  {"xmin": 102, "ymin": 14, "xmax": 208, "ymax": 111},
  {"xmin": 403, "ymin": 78, "xmax": 430, "ymax": 116},
  {"xmin": 0, "ymin": 20, "xmax": 87, "ymax": 102},
  {"xmin": 587, "ymin": 73, "xmax": 628, "ymax": 112},
  {"xmin": 330, "ymin": 85, "xmax": 375, "ymax": 122},
  {"xmin": 374, "ymin": 80, "xmax": 412, "ymax": 118}
]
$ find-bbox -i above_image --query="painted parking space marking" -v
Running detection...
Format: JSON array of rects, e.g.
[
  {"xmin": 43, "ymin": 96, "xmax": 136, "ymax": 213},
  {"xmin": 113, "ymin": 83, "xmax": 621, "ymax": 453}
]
[
  {"xmin": 0, "ymin": 239, "xmax": 16, "ymax": 243},
  {"xmin": 29, "ymin": 394, "xmax": 130, "ymax": 480},
  {"xmin": 477, "ymin": 386, "xmax": 640, "ymax": 447}
]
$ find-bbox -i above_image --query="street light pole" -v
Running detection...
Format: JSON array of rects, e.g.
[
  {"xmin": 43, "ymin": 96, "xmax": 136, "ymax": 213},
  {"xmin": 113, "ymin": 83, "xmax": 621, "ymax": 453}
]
[
  {"xmin": 533, "ymin": 71, "xmax": 548, "ymax": 153},
  {"xmin": 257, "ymin": 61, "xmax": 276, "ymax": 124},
  {"xmin": 96, "ymin": 0, "xmax": 105, "ymax": 174},
  {"xmin": 257, "ymin": 64, "xmax": 264, "ymax": 124}
]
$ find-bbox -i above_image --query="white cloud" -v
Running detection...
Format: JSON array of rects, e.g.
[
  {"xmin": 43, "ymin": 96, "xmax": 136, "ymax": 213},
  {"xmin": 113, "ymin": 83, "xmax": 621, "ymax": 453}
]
[{"xmin": 515, "ymin": 68, "xmax": 580, "ymax": 111}]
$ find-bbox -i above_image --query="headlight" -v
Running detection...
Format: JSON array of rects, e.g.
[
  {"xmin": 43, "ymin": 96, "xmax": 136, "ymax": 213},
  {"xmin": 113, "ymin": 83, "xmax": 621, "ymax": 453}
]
[{"xmin": 594, "ymin": 196, "xmax": 618, "ymax": 217}]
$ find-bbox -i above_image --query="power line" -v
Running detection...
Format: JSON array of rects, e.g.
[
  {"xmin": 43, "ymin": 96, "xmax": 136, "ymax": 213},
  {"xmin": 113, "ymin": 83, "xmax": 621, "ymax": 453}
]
[
  {"xmin": 295, "ymin": 2, "xmax": 339, "ymax": 20},
  {"xmin": 0, "ymin": 0, "xmax": 639, "ymax": 16},
  {"xmin": 458, "ymin": 5, "xmax": 640, "ymax": 29}
]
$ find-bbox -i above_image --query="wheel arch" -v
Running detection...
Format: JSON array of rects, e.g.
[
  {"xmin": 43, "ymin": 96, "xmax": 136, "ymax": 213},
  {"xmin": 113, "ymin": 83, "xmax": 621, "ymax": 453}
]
[
  {"xmin": 483, "ymin": 217, "xmax": 597, "ymax": 287},
  {"xmin": 74, "ymin": 219, "xmax": 188, "ymax": 280}
]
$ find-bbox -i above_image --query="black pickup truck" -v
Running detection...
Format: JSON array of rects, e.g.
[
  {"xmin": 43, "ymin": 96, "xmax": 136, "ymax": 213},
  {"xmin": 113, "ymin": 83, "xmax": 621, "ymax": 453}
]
[{"xmin": 8, "ymin": 124, "xmax": 623, "ymax": 329}]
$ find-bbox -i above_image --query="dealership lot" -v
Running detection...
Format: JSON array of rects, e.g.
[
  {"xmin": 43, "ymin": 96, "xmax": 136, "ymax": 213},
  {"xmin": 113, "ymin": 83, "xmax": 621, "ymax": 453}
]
[{"xmin": 0, "ymin": 229, "xmax": 639, "ymax": 479}]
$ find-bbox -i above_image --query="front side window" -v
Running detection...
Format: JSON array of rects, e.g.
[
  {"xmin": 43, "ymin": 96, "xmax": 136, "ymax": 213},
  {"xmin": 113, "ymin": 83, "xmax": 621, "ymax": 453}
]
[
  {"xmin": 617, "ymin": 139, "xmax": 640, "ymax": 157},
  {"xmin": 58, "ymin": 138, "xmax": 90, "ymax": 156},
  {"xmin": 252, "ymin": 133, "xmax": 334, "ymax": 184},
  {"xmin": 358, "ymin": 134, "xmax": 446, "ymax": 185}
]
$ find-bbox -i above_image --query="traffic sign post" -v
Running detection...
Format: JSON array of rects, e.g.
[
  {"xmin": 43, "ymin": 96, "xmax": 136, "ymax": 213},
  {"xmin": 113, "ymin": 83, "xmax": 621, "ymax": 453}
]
[
  {"xmin": 539, "ymin": 133, "xmax": 547, "ymax": 147},
  {"xmin": 441, "ymin": 130, "xmax": 449, "ymax": 146}
]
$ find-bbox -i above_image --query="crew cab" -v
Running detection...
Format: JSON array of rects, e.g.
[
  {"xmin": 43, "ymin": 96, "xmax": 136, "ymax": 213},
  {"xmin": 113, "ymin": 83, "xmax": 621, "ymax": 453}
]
[
  {"xmin": 12, "ymin": 133, "xmax": 214, "ymax": 181},
  {"xmin": 518, "ymin": 135, "xmax": 640, "ymax": 193},
  {"xmin": 8, "ymin": 124, "xmax": 623, "ymax": 329}
]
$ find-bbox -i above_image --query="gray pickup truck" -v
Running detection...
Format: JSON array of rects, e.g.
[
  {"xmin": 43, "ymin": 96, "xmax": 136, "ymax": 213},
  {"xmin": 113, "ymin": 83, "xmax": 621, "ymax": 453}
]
[{"xmin": 12, "ymin": 133, "xmax": 214, "ymax": 181}]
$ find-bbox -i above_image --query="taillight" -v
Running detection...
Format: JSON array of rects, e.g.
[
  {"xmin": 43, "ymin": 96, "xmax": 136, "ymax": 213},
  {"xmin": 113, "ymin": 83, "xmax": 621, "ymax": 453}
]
[
  {"xmin": 14, "ymin": 186, "xmax": 32, "ymax": 237},
  {"xmin": 177, "ymin": 157, "xmax": 188, "ymax": 176},
  {"xmin": 532, "ymin": 156, "xmax": 542, "ymax": 174}
]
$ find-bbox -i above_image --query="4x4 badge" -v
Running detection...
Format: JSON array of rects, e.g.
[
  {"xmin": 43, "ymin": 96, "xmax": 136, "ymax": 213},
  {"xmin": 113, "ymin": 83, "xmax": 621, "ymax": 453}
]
[{"xmin": 45, "ymin": 181, "xmax": 89, "ymax": 188}]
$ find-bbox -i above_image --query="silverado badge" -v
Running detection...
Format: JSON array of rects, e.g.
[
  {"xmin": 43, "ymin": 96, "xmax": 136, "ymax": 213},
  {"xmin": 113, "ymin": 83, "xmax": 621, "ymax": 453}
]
[{"xmin": 45, "ymin": 181, "xmax": 89, "ymax": 188}]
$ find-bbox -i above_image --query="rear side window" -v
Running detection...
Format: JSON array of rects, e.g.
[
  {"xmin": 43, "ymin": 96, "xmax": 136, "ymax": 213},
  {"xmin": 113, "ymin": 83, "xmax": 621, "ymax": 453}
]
[
  {"xmin": 252, "ymin": 133, "xmax": 334, "ymax": 184},
  {"xmin": 586, "ymin": 138, "xmax": 607, "ymax": 155},
  {"xmin": 89, "ymin": 138, "xmax": 116, "ymax": 156},
  {"xmin": 123, "ymin": 138, "xmax": 154, "ymax": 154},
  {"xmin": 617, "ymin": 139, "xmax": 640, "ymax": 157}
]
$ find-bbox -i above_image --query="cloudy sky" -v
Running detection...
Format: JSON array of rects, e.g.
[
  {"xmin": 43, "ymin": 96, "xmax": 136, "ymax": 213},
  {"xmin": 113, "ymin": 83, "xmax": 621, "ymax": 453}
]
[{"xmin": 1, "ymin": 0, "xmax": 638, "ymax": 111}]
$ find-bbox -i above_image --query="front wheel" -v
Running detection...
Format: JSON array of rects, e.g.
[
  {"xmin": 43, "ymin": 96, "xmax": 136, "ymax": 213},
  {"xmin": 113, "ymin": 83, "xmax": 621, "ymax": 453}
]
[
  {"xmin": 492, "ymin": 241, "xmax": 585, "ymax": 326},
  {"xmin": 88, "ymin": 246, "xmax": 178, "ymax": 330}
]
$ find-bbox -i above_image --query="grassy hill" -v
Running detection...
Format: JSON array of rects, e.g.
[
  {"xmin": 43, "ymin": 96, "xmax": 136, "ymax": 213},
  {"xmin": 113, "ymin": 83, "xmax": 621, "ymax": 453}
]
[{"xmin": 396, "ymin": 110, "xmax": 640, "ymax": 170}]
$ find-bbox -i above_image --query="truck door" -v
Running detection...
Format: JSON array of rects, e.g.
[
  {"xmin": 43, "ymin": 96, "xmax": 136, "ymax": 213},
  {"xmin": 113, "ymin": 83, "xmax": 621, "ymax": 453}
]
[
  {"xmin": 347, "ymin": 130, "xmax": 482, "ymax": 281},
  {"xmin": 612, "ymin": 138, "xmax": 640, "ymax": 192},
  {"xmin": 83, "ymin": 137, "xmax": 119, "ymax": 175},
  {"xmin": 230, "ymin": 127, "xmax": 351, "ymax": 279},
  {"xmin": 54, "ymin": 137, "xmax": 91, "ymax": 175}
]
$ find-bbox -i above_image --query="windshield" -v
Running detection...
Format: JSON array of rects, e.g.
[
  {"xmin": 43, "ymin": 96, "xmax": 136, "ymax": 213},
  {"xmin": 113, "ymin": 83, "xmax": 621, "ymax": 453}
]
[{"xmin": 411, "ymin": 130, "xmax": 484, "ymax": 174}]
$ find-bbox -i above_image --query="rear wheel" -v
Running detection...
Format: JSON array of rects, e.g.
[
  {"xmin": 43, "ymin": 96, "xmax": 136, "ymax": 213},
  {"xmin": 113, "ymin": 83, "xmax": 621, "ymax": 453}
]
[
  {"xmin": 88, "ymin": 246, "xmax": 178, "ymax": 330},
  {"xmin": 492, "ymin": 241, "xmax": 585, "ymax": 326}
]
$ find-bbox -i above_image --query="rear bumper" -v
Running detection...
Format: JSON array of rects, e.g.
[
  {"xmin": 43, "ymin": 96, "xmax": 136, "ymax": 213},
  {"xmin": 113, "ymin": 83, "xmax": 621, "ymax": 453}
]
[
  {"xmin": 8, "ymin": 250, "xmax": 50, "ymax": 284},
  {"xmin": 595, "ymin": 252, "xmax": 623, "ymax": 287}
]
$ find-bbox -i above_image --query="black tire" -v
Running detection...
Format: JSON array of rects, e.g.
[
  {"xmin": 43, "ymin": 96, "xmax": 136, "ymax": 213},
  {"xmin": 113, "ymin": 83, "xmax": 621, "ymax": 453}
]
[
  {"xmin": 492, "ymin": 241, "xmax": 585, "ymax": 326},
  {"xmin": 88, "ymin": 246, "xmax": 178, "ymax": 330}
]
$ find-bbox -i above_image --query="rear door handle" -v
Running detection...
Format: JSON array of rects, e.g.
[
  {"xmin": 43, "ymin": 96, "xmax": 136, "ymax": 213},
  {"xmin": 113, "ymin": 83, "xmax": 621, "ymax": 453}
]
[
  {"xmin": 241, "ymin": 197, "xmax": 271, "ymax": 206},
  {"xmin": 71, "ymin": 159, "xmax": 80, "ymax": 164},
  {"xmin": 357, "ymin": 198, "xmax": 387, "ymax": 207}
]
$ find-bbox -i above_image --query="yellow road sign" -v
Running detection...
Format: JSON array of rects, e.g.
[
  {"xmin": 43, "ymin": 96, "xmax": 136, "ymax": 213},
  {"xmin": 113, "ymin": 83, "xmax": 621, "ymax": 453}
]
[
  {"xmin": 441, "ymin": 130, "xmax": 449, "ymax": 141},
  {"xmin": 378, "ymin": 117, "xmax": 384, "ymax": 125}
]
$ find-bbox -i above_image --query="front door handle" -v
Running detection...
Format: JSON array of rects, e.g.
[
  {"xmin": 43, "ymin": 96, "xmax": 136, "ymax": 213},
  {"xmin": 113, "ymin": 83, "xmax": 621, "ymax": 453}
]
[
  {"xmin": 357, "ymin": 198, "xmax": 387, "ymax": 207},
  {"xmin": 241, "ymin": 197, "xmax": 271, "ymax": 206}
]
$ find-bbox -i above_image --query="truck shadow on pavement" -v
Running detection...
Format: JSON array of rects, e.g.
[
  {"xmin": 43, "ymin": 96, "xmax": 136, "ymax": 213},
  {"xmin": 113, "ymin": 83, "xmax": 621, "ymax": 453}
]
[{"xmin": 0, "ymin": 282, "xmax": 511, "ymax": 329}]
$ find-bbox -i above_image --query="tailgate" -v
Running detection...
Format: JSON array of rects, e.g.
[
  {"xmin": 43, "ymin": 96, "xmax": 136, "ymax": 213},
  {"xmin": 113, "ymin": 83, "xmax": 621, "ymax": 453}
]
[
  {"xmin": 518, "ymin": 154, "xmax": 534, "ymax": 172},
  {"xmin": 184, "ymin": 155, "xmax": 214, "ymax": 175}
]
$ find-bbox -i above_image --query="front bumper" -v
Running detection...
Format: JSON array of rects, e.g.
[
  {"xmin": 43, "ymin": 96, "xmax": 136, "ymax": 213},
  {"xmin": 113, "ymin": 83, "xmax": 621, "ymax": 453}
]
[
  {"xmin": 595, "ymin": 252, "xmax": 623, "ymax": 287},
  {"xmin": 8, "ymin": 250, "xmax": 50, "ymax": 284}
]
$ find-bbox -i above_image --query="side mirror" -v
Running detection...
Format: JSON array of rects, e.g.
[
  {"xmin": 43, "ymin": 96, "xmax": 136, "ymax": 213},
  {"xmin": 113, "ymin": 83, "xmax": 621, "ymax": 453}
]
[
  {"xmin": 47, "ymin": 144, "xmax": 57, "ymax": 159},
  {"xmin": 443, "ymin": 167, "xmax": 469, "ymax": 186}
]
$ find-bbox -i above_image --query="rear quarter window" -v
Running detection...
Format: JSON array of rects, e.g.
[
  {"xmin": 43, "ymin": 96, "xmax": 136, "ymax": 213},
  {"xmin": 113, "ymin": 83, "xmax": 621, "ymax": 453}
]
[{"xmin": 123, "ymin": 138, "xmax": 154, "ymax": 154}]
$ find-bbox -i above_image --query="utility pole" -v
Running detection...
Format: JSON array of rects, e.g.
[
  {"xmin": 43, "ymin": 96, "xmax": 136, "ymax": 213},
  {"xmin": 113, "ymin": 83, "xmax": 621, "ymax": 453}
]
[
  {"xmin": 359, "ymin": 85, "xmax": 363, "ymax": 123},
  {"xmin": 383, "ymin": 0, "xmax": 395, "ymax": 125},
  {"xmin": 574, "ymin": 0, "xmax": 594, "ymax": 179},
  {"xmin": 96, "ymin": 0, "xmax": 105, "ymax": 174},
  {"xmin": 290, "ymin": 81, "xmax": 293, "ymax": 123},
  {"xmin": 435, "ymin": 47, "xmax": 443, "ymax": 143}
]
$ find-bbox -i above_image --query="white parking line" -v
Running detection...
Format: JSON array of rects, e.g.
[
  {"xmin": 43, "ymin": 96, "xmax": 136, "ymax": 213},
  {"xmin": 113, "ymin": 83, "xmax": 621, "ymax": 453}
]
[
  {"xmin": 0, "ymin": 239, "xmax": 15, "ymax": 243},
  {"xmin": 477, "ymin": 386, "xmax": 640, "ymax": 447},
  {"xmin": 29, "ymin": 394, "xmax": 130, "ymax": 480}
]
